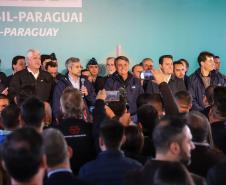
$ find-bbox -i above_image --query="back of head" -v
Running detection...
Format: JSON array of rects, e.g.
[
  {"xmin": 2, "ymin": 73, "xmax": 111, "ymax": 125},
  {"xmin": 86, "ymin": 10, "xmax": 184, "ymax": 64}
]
[
  {"xmin": 60, "ymin": 87, "xmax": 84, "ymax": 119},
  {"xmin": 137, "ymin": 104, "xmax": 158, "ymax": 134},
  {"xmin": 153, "ymin": 162, "xmax": 195, "ymax": 185},
  {"xmin": 174, "ymin": 91, "xmax": 192, "ymax": 113},
  {"xmin": 186, "ymin": 111, "xmax": 209, "ymax": 143},
  {"xmin": 122, "ymin": 125, "xmax": 144, "ymax": 154},
  {"xmin": 107, "ymin": 97, "xmax": 127, "ymax": 118},
  {"xmin": 1, "ymin": 127, "xmax": 43, "ymax": 182},
  {"xmin": 213, "ymin": 86, "xmax": 226, "ymax": 118},
  {"xmin": 100, "ymin": 119, "xmax": 124, "ymax": 150},
  {"xmin": 153, "ymin": 115, "xmax": 186, "ymax": 153},
  {"xmin": 205, "ymin": 85, "xmax": 215, "ymax": 106},
  {"xmin": 1, "ymin": 104, "xmax": 20, "ymax": 130},
  {"xmin": 43, "ymin": 128, "xmax": 68, "ymax": 168},
  {"xmin": 136, "ymin": 93, "xmax": 153, "ymax": 108},
  {"xmin": 21, "ymin": 96, "xmax": 45, "ymax": 129}
]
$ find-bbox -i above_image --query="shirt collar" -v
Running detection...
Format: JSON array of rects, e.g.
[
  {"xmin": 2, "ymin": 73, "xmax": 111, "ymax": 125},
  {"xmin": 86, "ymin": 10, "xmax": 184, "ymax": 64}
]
[{"xmin": 47, "ymin": 168, "xmax": 72, "ymax": 178}]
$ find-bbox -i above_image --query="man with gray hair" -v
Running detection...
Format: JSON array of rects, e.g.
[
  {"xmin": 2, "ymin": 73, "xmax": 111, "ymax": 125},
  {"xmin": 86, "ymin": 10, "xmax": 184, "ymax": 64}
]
[
  {"xmin": 43, "ymin": 128, "xmax": 88, "ymax": 185},
  {"xmin": 9, "ymin": 49, "xmax": 54, "ymax": 103},
  {"xmin": 52, "ymin": 57, "xmax": 95, "ymax": 120}
]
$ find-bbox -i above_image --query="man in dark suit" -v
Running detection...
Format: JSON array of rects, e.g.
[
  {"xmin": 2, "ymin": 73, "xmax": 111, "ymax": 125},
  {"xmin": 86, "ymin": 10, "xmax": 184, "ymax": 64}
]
[
  {"xmin": 52, "ymin": 57, "xmax": 96, "ymax": 120},
  {"xmin": 209, "ymin": 86, "xmax": 226, "ymax": 155},
  {"xmin": 125, "ymin": 116, "xmax": 206, "ymax": 185},
  {"xmin": 145, "ymin": 55, "xmax": 186, "ymax": 95},
  {"xmin": 9, "ymin": 49, "xmax": 54, "ymax": 103},
  {"xmin": 186, "ymin": 111, "xmax": 226, "ymax": 177},
  {"xmin": 79, "ymin": 119, "xmax": 142, "ymax": 185},
  {"xmin": 43, "ymin": 128, "xmax": 88, "ymax": 185}
]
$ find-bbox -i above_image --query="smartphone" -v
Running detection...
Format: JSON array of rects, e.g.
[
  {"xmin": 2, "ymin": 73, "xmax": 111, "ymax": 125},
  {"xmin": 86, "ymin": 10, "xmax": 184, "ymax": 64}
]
[
  {"xmin": 105, "ymin": 91, "xmax": 120, "ymax": 102},
  {"xmin": 140, "ymin": 71, "xmax": 153, "ymax": 80}
]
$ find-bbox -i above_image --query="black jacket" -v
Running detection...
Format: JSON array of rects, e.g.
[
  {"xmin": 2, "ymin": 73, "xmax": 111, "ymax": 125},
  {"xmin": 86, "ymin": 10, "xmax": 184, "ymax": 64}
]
[
  {"xmin": 55, "ymin": 118, "xmax": 96, "ymax": 175},
  {"xmin": 9, "ymin": 68, "xmax": 54, "ymax": 102},
  {"xmin": 188, "ymin": 69, "xmax": 225, "ymax": 111},
  {"xmin": 44, "ymin": 171, "xmax": 89, "ymax": 185},
  {"xmin": 145, "ymin": 75, "xmax": 186, "ymax": 95},
  {"xmin": 52, "ymin": 75, "xmax": 96, "ymax": 119},
  {"xmin": 104, "ymin": 72, "xmax": 143, "ymax": 115}
]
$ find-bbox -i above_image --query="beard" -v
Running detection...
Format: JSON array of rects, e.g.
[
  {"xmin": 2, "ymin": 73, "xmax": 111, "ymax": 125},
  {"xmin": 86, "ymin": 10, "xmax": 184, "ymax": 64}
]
[{"xmin": 179, "ymin": 148, "xmax": 191, "ymax": 166}]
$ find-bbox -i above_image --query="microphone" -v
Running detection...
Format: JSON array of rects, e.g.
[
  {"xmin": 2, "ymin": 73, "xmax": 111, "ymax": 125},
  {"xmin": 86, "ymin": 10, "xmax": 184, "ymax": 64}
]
[
  {"xmin": 119, "ymin": 87, "xmax": 126, "ymax": 98},
  {"xmin": 80, "ymin": 78, "xmax": 85, "ymax": 97},
  {"xmin": 81, "ymin": 78, "xmax": 85, "ymax": 87}
]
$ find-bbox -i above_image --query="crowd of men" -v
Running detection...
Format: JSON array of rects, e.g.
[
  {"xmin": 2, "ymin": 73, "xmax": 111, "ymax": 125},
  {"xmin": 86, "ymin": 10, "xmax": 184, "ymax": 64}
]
[{"xmin": 0, "ymin": 49, "xmax": 226, "ymax": 185}]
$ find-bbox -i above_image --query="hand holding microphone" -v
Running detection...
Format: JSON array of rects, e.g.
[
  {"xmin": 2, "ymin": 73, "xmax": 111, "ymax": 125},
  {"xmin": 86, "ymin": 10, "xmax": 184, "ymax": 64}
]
[{"xmin": 80, "ymin": 78, "xmax": 88, "ymax": 97}]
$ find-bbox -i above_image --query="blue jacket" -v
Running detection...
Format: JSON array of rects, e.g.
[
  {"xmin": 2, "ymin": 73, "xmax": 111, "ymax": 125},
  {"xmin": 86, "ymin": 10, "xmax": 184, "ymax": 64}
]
[
  {"xmin": 79, "ymin": 150, "xmax": 142, "ymax": 185},
  {"xmin": 52, "ymin": 75, "xmax": 96, "ymax": 119},
  {"xmin": 104, "ymin": 72, "xmax": 144, "ymax": 115},
  {"xmin": 0, "ymin": 130, "xmax": 11, "ymax": 144},
  {"xmin": 188, "ymin": 69, "xmax": 225, "ymax": 111}
]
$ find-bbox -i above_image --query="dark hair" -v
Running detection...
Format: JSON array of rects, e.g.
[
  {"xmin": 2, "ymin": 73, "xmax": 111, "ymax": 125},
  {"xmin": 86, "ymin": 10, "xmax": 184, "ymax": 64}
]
[
  {"xmin": 21, "ymin": 97, "xmax": 45, "ymax": 129},
  {"xmin": 115, "ymin": 56, "xmax": 129, "ymax": 66},
  {"xmin": 132, "ymin": 64, "xmax": 142, "ymax": 73},
  {"xmin": 45, "ymin": 61, "xmax": 58, "ymax": 70},
  {"xmin": 198, "ymin": 51, "xmax": 214, "ymax": 67},
  {"xmin": 12, "ymin": 55, "xmax": 25, "ymax": 70},
  {"xmin": 43, "ymin": 128, "xmax": 68, "ymax": 168},
  {"xmin": 1, "ymin": 104, "xmax": 20, "ymax": 130},
  {"xmin": 153, "ymin": 162, "xmax": 195, "ymax": 185},
  {"xmin": 173, "ymin": 60, "xmax": 183, "ymax": 66},
  {"xmin": 159, "ymin": 55, "xmax": 173, "ymax": 65},
  {"xmin": 142, "ymin": 58, "xmax": 153, "ymax": 65},
  {"xmin": 205, "ymin": 85, "xmax": 215, "ymax": 105},
  {"xmin": 122, "ymin": 125, "xmax": 144, "ymax": 154},
  {"xmin": 41, "ymin": 54, "xmax": 51, "ymax": 64},
  {"xmin": 213, "ymin": 86, "xmax": 226, "ymax": 117},
  {"xmin": 0, "ymin": 94, "xmax": 8, "ymax": 100},
  {"xmin": 175, "ymin": 91, "xmax": 192, "ymax": 107},
  {"xmin": 1, "ymin": 127, "xmax": 43, "ymax": 182},
  {"xmin": 137, "ymin": 104, "xmax": 158, "ymax": 134},
  {"xmin": 107, "ymin": 97, "xmax": 127, "ymax": 118},
  {"xmin": 186, "ymin": 111, "xmax": 209, "ymax": 143},
  {"xmin": 179, "ymin": 58, "xmax": 189, "ymax": 68},
  {"xmin": 136, "ymin": 93, "xmax": 163, "ymax": 108},
  {"xmin": 214, "ymin": 56, "xmax": 220, "ymax": 59},
  {"xmin": 100, "ymin": 119, "xmax": 124, "ymax": 149},
  {"xmin": 153, "ymin": 115, "xmax": 187, "ymax": 153}
]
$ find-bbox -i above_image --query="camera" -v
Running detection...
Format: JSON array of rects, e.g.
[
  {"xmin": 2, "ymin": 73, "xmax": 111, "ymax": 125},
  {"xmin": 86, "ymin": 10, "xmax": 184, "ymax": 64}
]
[
  {"xmin": 140, "ymin": 71, "xmax": 153, "ymax": 80},
  {"xmin": 105, "ymin": 91, "xmax": 120, "ymax": 102}
]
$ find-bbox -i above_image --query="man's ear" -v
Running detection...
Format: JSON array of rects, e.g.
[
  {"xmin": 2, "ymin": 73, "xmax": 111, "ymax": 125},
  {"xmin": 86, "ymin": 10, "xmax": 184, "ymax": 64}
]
[
  {"xmin": 40, "ymin": 154, "xmax": 47, "ymax": 170},
  {"xmin": 99, "ymin": 136, "xmax": 104, "ymax": 148},
  {"xmin": 1, "ymin": 160, "xmax": 7, "ymax": 171},
  {"xmin": 67, "ymin": 146, "xmax": 73, "ymax": 159},
  {"xmin": 169, "ymin": 142, "xmax": 180, "ymax": 155}
]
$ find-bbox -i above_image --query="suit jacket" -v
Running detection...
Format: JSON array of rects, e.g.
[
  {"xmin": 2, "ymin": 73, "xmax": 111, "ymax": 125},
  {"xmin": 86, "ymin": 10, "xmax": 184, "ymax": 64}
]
[
  {"xmin": 44, "ymin": 171, "xmax": 88, "ymax": 185},
  {"xmin": 125, "ymin": 160, "xmax": 206, "ymax": 185},
  {"xmin": 211, "ymin": 120, "xmax": 226, "ymax": 155},
  {"xmin": 9, "ymin": 68, "xmax": 54, "ymax": 102},
  {"xmin": 79, "ymin": 150, "xmax": 142, "ymax": 185},
  {"xmin": 188, "ymin": 144, "xmax": 226, "ymax": 177},
  {"xmin": 145, "ymin": 75, "xmax": 186, "ymax": 95}
]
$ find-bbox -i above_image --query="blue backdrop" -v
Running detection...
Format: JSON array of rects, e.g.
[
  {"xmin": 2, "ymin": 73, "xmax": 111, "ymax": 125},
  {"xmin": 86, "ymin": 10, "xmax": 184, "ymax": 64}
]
[{"xmin": 0, "ymin": 0, "xmax": 225, "ymax": 75}]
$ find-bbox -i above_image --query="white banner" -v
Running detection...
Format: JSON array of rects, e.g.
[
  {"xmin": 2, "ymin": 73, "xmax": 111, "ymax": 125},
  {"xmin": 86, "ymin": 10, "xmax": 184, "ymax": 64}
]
[{"xmin": 0, "ymin": 0, "xmax": 82, "ymax": 8}]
